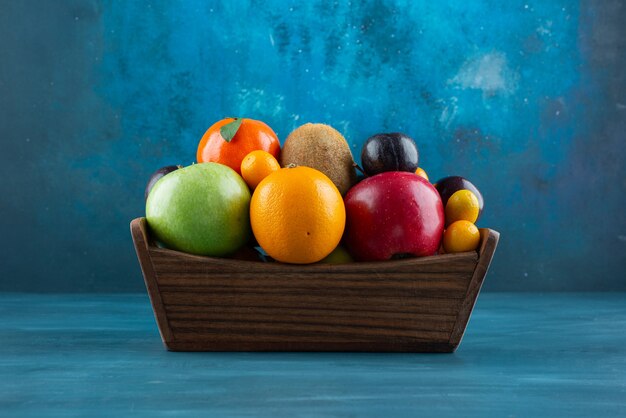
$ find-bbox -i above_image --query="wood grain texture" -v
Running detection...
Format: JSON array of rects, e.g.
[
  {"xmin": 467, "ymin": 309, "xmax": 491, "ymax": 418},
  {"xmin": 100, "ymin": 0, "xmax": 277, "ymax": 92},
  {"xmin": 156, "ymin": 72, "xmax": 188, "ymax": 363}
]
[
  {"xmin": 130, "ymin": 217, "xmax": 499, "ymax": 352},
  {"xmin": 130, "ymin": 218, "xmax": 173, "ymax": 345},
  {"xmin": 448, "ymin": 228, "xmax": 500, "ymax": 349}
]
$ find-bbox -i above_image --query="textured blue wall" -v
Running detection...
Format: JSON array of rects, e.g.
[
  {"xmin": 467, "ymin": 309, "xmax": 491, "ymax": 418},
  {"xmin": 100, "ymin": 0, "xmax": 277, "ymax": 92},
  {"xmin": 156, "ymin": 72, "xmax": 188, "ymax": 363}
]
[{"xmin": 1, "ymin": 0, "xmax": 624, "ymax": 292}]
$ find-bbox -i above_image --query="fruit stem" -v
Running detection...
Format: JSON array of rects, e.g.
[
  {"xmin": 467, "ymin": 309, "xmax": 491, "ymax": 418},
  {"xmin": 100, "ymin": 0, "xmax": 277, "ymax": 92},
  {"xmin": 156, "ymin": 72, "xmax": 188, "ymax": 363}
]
[{"xmin": 353, "ymin": 162, "xmax": 366, "ymax": 175}]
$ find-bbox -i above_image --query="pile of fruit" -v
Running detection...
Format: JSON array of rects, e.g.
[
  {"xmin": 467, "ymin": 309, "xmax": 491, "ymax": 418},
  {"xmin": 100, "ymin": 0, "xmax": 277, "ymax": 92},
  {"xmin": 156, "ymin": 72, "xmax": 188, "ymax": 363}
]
[{"xmin": 145, "ymin": 118, "xmax": 485, "ymax": 264}]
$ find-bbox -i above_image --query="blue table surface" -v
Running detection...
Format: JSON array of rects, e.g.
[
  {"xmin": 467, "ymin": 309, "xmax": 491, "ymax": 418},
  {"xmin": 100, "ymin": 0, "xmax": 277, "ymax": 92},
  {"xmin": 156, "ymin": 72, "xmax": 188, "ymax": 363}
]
[{"xmin": 1, "ymin": 293, "xmax": 625, "ymax": 417}]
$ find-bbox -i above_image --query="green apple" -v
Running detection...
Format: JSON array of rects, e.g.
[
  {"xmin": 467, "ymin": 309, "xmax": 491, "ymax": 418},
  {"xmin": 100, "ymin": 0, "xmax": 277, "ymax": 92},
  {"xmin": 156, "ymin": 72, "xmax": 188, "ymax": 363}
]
[
  {"xmin": 146, "ymin": 162, "xmax": 251, "ymax": 256},
  {"xmin": 318, "ymin": 245, "xmax": 354, "ymax": 264}
]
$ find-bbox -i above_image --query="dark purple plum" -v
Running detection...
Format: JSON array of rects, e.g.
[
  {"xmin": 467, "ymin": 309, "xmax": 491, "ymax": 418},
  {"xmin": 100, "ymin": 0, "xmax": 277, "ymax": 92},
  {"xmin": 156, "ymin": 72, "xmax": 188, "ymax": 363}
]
[
  {"xmin": 434, "ymin": 176, "xmax": 484, "ymax": 217},
  {"xmin": 361, "ymin": 133, "xmax": 419, "ymax": 176},
  {"xmin": 144, "ymin": 165, "xmax": 182, "ymax": 201}
]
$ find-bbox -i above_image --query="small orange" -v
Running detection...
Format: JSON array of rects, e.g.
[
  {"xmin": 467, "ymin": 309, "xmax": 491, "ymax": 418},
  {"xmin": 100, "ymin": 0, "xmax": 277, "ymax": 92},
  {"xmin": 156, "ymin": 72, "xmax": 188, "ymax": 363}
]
[
  {"xmin": 250, "ymin": 166, "xmax": 346, "ymax": 264},
  {"xmin": 445, "ymin": 189, "xmax": 479, "ymax": 226},
  {"xmin": 241, "ymin": 150, "xmax": 280, "ymax": 189},
  {"xmin": 197, "ymin": 117, "xmax": 281, "ymax": 174},
  {"xmin": 443, "ymin": 220, "xmax": 480, "ymax": 253},
  {"xmin": 415, "ymin": 167, "xmax": 429, "ymax": 181}
]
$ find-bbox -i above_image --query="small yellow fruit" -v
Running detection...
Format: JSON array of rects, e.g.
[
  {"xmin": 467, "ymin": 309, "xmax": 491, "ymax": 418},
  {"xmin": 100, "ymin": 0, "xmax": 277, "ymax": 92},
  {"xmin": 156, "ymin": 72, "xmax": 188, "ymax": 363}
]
[
  {"xmin": 443, "ymin": 220, "xmax": 480, "ymax": 253},
  {"xmin": 445, "ymin": 189, "xmax": 479, "ymax": 226},
  {"xmin": 240, "ymin": 150, "xmax": 281, "ymax": 190},
  {"xmin": 415, "ymin": 167, "xmax": 429, "ymax": 181}
]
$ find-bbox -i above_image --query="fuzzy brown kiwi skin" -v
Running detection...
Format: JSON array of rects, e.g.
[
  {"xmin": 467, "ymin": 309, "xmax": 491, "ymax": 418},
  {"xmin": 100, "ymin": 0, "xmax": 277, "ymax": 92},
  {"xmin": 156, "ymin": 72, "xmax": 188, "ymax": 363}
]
[{"xmin": 281, "ymin": 123, "xmax": 357, "ymax": 195}]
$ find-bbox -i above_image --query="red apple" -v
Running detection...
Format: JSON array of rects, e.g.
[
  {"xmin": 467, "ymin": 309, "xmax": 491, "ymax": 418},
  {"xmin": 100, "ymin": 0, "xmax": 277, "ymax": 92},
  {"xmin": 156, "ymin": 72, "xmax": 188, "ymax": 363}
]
[{"xmin": 344, "ymin": 172, "xmax": 444, "ymax": 261}]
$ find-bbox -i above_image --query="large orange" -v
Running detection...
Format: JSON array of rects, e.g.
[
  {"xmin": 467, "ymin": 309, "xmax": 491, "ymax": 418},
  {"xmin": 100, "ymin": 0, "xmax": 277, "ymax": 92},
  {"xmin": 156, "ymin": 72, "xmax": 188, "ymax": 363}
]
[
  {"xmin": 197, "ymin": 118, "xmax": 281, "ymax": 174},
  {"xmin": 250, "ymin": 166, "xmax": 346, "ymax": 264}
]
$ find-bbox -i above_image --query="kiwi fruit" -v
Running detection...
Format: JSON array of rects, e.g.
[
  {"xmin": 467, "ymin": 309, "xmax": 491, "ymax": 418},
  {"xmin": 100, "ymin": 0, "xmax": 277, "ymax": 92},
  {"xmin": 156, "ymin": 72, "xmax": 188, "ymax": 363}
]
[{"xmin": 281, "ymin": 123, "xmax": 357, "ymax": 195}]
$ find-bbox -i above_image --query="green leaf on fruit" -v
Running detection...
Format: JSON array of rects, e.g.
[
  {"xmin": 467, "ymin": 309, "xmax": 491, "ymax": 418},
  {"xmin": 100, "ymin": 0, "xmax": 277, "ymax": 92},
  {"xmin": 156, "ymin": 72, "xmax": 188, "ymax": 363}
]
[{"xmin": 220, "ymin": 118, "xmax": 243, "ymax": 142}]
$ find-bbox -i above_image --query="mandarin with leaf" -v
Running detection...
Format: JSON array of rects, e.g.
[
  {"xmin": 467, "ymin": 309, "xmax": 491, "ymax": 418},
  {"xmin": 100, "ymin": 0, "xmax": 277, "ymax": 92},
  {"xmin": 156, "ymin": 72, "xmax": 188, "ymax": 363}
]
[{"xmin": 197, "ymin": 118, "xmax": 281, "ymax": 175}]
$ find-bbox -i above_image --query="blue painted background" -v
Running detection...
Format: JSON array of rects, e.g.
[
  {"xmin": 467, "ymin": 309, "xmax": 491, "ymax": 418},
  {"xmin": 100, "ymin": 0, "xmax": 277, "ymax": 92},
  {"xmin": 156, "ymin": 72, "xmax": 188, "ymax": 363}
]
[{"xmin": 1, "ymin": 0, "xmax": 624, "ymax": 292}]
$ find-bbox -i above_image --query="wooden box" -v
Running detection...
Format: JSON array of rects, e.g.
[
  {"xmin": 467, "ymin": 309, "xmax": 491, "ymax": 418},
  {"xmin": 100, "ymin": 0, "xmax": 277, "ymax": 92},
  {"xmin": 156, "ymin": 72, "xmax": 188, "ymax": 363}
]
[{"xmin": 131, "ymin": 217, "xmax": 499, "ymax": 352}]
